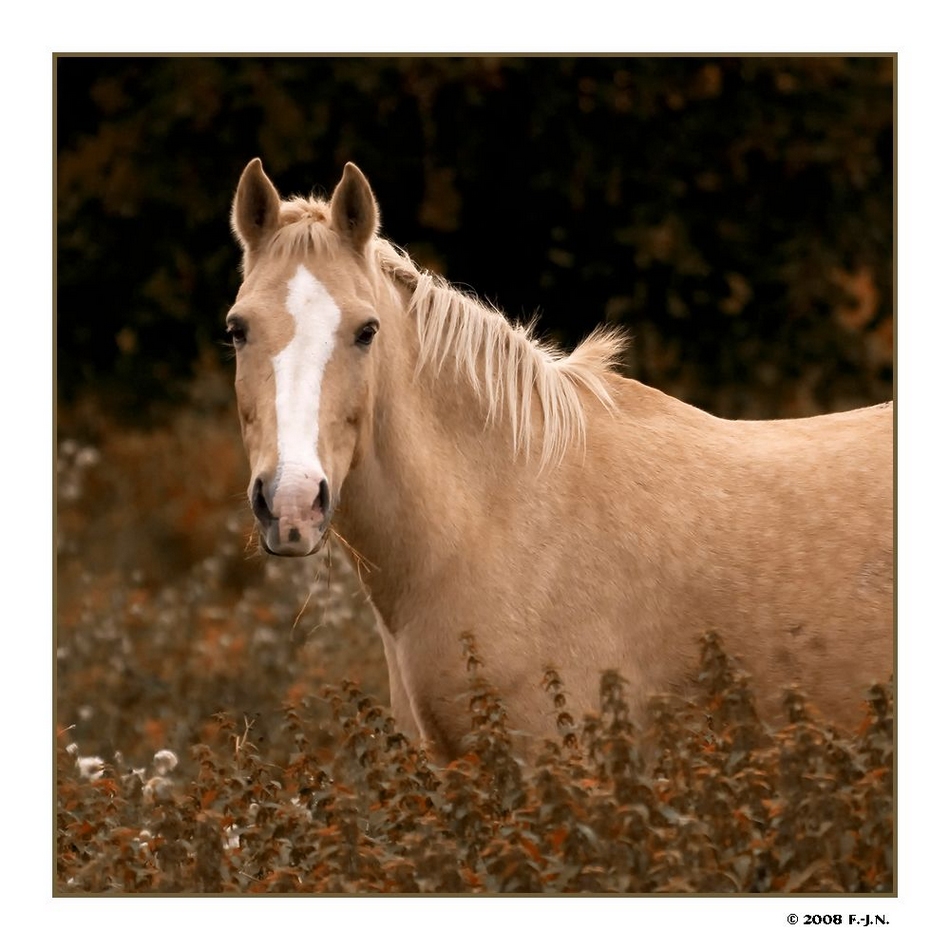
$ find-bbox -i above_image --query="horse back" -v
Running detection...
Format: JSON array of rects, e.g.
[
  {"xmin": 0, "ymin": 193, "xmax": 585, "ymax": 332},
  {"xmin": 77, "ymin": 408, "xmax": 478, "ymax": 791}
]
[{"xmin": 574, "ymin": 386, "xmax": 893, "ymax": 728}]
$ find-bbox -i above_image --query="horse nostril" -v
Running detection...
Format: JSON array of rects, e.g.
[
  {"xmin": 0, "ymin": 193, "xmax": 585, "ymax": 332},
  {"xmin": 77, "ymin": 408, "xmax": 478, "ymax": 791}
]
[
  {"xmin": 315, "ymin": 478, "xmax": 330, "ymax": 518},
  {"xmin": 252, "ymin": 477, "xmax": 274, "ymax": 525}
]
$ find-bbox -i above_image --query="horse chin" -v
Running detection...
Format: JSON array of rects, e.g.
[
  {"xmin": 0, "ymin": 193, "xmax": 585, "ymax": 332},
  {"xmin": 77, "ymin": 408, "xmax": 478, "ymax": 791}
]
[{"xmin": 258, "ymin": 527, "xmax": 329, "ymax": 558}]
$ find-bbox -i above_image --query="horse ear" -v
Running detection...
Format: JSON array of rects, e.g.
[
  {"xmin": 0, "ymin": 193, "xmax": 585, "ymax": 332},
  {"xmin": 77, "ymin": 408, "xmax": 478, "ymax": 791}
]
[
  {"xmin": 231, "ymin": 158, "xmax": 281, "ymax": 256},
  {"xmin": 329, "ymin": 162, "xmax": 379, "ymax": 251}
]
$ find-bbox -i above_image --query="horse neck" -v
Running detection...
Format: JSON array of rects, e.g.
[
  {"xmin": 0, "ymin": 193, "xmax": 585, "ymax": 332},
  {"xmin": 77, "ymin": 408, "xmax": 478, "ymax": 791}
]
[{"xmin": 333, "ymin": 314, "xmax": 540, "ymax": 626}]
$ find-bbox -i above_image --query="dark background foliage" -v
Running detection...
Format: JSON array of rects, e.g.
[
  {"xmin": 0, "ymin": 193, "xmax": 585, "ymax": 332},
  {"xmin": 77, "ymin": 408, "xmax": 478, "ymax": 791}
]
[{"xmin": 56, "ymin": 55, "xmax": 892, "ymax": 421}]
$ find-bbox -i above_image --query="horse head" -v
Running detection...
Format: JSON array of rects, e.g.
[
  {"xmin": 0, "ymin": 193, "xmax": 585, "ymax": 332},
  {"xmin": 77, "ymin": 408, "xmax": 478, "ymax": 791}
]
[{"xmin": 228, "ymin": 159, "xmax": 384, "ymax": 556}]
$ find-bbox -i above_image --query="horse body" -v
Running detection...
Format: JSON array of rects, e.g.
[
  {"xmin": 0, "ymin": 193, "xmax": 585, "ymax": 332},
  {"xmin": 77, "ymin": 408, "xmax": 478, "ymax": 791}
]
[{"xmin": 228, "ymin": 159, "xmax": 893, "ymax": 761}]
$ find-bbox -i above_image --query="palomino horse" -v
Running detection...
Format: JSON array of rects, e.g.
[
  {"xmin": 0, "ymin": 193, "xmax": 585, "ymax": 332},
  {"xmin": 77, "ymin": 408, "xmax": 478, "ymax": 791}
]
[{"xmin": 228, "ymin": 158, "xmax": 893, "ymax": 761}]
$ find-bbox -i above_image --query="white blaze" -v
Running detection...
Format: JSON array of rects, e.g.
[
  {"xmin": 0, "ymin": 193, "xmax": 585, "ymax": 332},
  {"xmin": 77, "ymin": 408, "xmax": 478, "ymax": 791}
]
[{"xmin": 272, "ymin": 265, "xmax": 341, "ymax": 484}]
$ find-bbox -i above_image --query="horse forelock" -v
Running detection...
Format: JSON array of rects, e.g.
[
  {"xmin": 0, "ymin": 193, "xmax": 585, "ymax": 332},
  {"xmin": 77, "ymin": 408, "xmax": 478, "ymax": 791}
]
[{"xmin": 252, "ymin": 196, "xmax": 335, "ymax": 261}]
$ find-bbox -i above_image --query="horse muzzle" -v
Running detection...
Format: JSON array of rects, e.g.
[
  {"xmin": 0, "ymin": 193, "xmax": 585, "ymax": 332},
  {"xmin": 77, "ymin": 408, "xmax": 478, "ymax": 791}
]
[{"xmin": 251, "ymin": 471, "xmax": 332, "ymax": 557}]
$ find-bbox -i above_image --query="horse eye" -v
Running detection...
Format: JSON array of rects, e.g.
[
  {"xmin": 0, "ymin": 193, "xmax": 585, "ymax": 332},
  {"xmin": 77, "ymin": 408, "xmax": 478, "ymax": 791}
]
[
  {"xmin": 355, "ymin": 320, "xmax": 379, "ymax": 347},
  {"xmin": 227, "ymin": 320, "xmax": 248, "ymax": 348}
]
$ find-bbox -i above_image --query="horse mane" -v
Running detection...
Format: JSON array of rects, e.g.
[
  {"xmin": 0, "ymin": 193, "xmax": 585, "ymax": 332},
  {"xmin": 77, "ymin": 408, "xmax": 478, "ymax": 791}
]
[{"xmin": 271, "ymin": 196, "xmax": 627, "ymax": 466}]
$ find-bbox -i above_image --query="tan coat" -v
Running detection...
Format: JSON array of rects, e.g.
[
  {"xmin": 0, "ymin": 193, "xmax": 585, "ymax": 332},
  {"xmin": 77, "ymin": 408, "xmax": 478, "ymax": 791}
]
[{"xmin": 229, "ymin": 159, "xmax": 893, "ymax": 761}]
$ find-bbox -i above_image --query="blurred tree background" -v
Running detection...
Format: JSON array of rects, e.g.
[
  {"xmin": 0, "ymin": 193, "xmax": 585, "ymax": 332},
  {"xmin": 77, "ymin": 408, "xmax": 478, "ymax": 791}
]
[{"xmin": 56, "ymin": 55, "xmax": 892, "ymax": 421}]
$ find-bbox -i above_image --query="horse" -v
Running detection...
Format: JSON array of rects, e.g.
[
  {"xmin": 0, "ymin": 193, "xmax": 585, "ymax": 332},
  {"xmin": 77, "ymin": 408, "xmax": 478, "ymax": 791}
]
[{"xmin": 227, "ymin": 158, "xmax": 893, "ymax": 762}]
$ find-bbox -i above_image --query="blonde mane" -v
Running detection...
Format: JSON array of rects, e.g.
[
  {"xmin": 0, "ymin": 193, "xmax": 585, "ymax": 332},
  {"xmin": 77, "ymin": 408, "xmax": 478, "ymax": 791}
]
[{"xmin": 270, "ymin": 196, "xmax": 627, "ymax": 466}]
